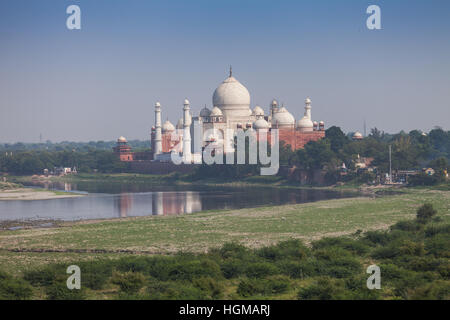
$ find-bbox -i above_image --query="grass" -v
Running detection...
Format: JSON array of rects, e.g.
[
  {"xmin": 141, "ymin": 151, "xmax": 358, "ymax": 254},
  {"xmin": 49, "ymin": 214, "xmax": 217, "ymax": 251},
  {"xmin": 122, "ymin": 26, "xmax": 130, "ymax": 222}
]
[{"xmin": 0, "ymin": 188, "xmax": 449, "ymax": 277}]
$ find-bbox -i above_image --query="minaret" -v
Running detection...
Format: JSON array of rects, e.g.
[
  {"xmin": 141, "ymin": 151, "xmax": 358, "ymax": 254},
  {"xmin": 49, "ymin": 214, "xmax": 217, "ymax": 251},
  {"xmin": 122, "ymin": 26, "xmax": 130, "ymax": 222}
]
[
  {"xmin": 304, "ymin": 98, "xmax": 312, "ymax": 120},
  {"xmin": 182, "ymin": 99, "xmax": 192, "ymax": 163},
  {"xmin": 154, "ymin": 102, "xmax": 162, "ymax": 157}
]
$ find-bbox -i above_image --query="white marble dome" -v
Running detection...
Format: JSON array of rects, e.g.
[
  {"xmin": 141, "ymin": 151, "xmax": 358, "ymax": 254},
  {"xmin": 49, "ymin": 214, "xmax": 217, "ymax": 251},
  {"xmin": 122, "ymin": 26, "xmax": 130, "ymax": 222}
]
[
  {"xmin": 252, "ymin": 106, "xmax": 264, "ymax": 116},
  {"xmin": 271, "ymin": 107, "xmax": 295, "ymax": 128},
  {"xmin": 213, "ymin": 76, "xmax": 250, "ymax": 108},
  {"xmin": 117, "ymin": 136, "xmax": 127, "ymax": 143},
  {"xmin": 297, "ymin": 116, "xmax": 314, "ymax": 132},
  {"xmin": 200, "ymin": 107, "xmax": 211, "ymax": 117},
  {"xmin": 210, "ymin": 106, "xmax": 223, "ymax": 116},
  {"xmin": 253, "ymin": 118, "xmax": 269, "ymax": 130},
  {"xmin": 162, "ymin": 120, "xmax": 175, "ymax": 133}
]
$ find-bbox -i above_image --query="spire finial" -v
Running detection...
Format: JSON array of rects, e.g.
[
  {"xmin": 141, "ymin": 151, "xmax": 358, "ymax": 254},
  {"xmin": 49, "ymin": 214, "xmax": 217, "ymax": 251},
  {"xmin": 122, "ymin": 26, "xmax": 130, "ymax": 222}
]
[{"xmin": 229, "ymin": 65, "xmax": 232, "ymax": 77}]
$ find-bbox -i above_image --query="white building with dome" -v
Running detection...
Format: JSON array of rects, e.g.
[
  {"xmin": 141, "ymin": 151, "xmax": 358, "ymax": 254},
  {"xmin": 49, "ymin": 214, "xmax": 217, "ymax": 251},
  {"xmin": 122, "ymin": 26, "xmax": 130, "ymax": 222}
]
[{"xmin": 151, "ymin": 69, "xmax": 326, "ymax": 162}]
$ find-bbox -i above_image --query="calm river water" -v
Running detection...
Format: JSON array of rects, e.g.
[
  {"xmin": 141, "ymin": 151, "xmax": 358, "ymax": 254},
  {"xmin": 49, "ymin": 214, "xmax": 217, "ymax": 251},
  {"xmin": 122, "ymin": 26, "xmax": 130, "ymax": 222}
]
[{"xmin": 0, "ymin": 181, "xmax": 358, "ymax": 222}]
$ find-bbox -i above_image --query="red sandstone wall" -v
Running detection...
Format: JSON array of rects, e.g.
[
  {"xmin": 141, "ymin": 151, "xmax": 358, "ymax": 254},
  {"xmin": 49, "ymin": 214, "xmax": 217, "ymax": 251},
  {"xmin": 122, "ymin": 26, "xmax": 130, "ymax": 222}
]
[{"xmin": 258, "ymin": 129, "xmax": 325, "ymax": 150}]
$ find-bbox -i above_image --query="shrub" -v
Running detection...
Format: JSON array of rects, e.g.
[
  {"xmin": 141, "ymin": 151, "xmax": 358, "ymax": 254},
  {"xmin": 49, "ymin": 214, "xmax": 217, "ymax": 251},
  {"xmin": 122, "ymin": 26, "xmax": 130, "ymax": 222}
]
[
  {"xmin": 236, "ymin": 278, "xmax": 267, "ymax": 297},
  {"xmin": 297, "ymin": 277, "xmax": 348, "ymax": 300},
  {"xmin": 245, "ymin": 262, "xmax": 279, "ymax": 278},
  {"xmin": 0, "ymin": 272, "xmax": 33, "ymax": 300},
  {"xmin": 410, "ymin": 280, "xmax": 450, "ymax": 300},
  {"xmin": 265, "ymin": 275, "xmax": 291, "ymax": 294},
  {"xmin": 425, "ymin": 234, "xmax": 450, "ymax": 258},
  {"xmin": 23, "ymin": 265, "xmax": 64, "ymax": 286},
  {"xmin": 312, "ymin": 237, "xmax": 370, "ymax": 255},
  {"xmin": 221, "ymin": 259, "xmax": 244, "ymax": 279},
  {"xmin": 146, "ymin": 280, "xmax": 207, "ymax": 300},
  {"xmin": 425, "ymin": 224, "xmax": 450, "ymax": 237},
  {"xmin": 168, "ymin": 259, "xmax": 222, "ymax": 281},
  {"xmin": 257, "ymin": 240, "xmax": 309, "ymax": 261},
  {"xmin": 219, "ymin": 242, "xmax": 250, "ymax": 260},
  {"xmin": 391, "ymin": 220, "xmax": 422, "ymax": 232},
  {"xmin": 111, "ymin": 271, "xmax": 146, "ymax": 294},
  {"xmin": 77, "ymin": 261, "xmax": 113, "ymax": 290},
  {"xmin": 236, "ymin": 275, "xmax": 291, "ymax": 297},
  {"xmin": 45, "ymin": 282, "xmax": 87, "ymax": 300},
  {"xmin": 416, "ymin": 203, "xmax": 437, "ymax": 224},
  {"xmin": 192, "ymin": 277, "xmax": 224, "ymax": 299}
]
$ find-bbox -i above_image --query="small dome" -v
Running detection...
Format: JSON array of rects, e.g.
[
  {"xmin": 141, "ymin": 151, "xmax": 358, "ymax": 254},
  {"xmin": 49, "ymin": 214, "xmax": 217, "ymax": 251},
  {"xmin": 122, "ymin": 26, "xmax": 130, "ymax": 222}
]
[
  {"xmin": 162, "ymin": 120, "xmax": 175, "ymax": 133},
  {"xmin": 210, "ymin": 106, "xmax": 223, "ymax": 116},
  {"xmin": 271, "ymin": 99, "xmax": 278, "ymax": 107},
  {"xmin": 200, "ymin": 107, "xmax": 211, "ymax": 117},
  {"xmin": 252, "ymin": 106, "xmax": 264, "ymax": 116},
  {"xmin": 319, "ymin": 121, "xmax": 325, "ymax": 126},
  {"xmin": 253, "ymin": 118, "xmax": 269, "ymax": 130},
  {"xmin": 155, "ymin": 102, "xmax": 161, "ymax": 107},
  {"xmin": 117, "ymin": 136, "xmax": 127, "ymax": 143},
  {"xmin": 184, "ymin": 99, "xmax": 190, "ymax": 105},
  {"xmin": 313, "ymin": 121, "xmax": 318, "ymax": 126},
  {"xmin": 297, "ymin": 116, "xmax": 314, "ymax": 132},
  {"xmin": 353, "ymin": 131, "xmax": 363, "ymax": 140},
  {"xmin": 272, "ymin": 107, "xmax": 295, "ymax": 127},
  {"xmin": 305, "ymin": 97, "xmax": 311, "ymax": 104}
]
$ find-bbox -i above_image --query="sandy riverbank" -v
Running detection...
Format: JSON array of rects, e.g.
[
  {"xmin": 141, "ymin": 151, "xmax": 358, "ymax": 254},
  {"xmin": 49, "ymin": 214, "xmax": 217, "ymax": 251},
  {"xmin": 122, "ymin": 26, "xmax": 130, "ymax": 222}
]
[{"xmin": 0, "ymin": 188, "xmax": 85, "ymax": 201}]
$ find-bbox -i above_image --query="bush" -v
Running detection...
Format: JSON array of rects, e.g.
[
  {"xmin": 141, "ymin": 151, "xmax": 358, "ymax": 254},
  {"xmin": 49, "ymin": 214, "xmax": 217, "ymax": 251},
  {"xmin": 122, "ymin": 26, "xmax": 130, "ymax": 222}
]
[
  {"xmin": 257, "ymin": 240, "xmax": 309, "ymax": 261},
  {"xmin": 391, "ymin": 220, "xmax": 422, "ymax": 232},
  {"xmin": 192, "ymin": 277, "xmax": 224, "ymax": 299},
  {"xmin": 416, "ymin": 203, "xmax": 437, "ymax": 224},
  {"xmin": 236, "ymin": 275, "xmax": 291, "ymax": 298},
  {"xmin": 298, "ymin": 277, "xmax": 348, "ymax": 300},
  {"xmin": 146, "ymin": 280, "xmax": 207, "ymax": 300},
  {"xmin": 111, "ymin": 271, "xmax": 146, "ymax": 294},
  {"xmin": 245, "ymin": 262, "xmax": 279, "ymax": 278},
  {"xmin": 78, "ymin": 261, "xmax": 113, "ymax": 290},
  {"xmin": 265, "ymin": 275, "xmax": 291, "ymax": 294},
  {"xmin": 218, "ymin": 242, "xmax": 251, "ymax": 260},
  {"xmin": 23, "ymin": 265, "xmax": 64, "ymax": 286},
  {"xmin": 236, "ymin": 278, "xmax": 267, "ymax": 297},
  {"xmin": 0, "ymin": 271, "xmax": 33, "ymax": 300},
  {"xmin": 312, "ymin": 237, "xmax": 370, "ymax": 255},
  {"xmin": 410, "ymin": 280, "xmax": 450, "ymax": 300},
  {"xmin": 168, "ymin": 259, "xmax": 222, "ymax": 281},
  {"xmin": 221, "ymin": 259, "xmax": 245, "ymax": 279},
  {"xmin": 45, "ymin": 282, "xmax": 87, "ymax": 300},
  {"xmin": 425, "ymin": 234, "xmax": 450, "ymax": 258}
]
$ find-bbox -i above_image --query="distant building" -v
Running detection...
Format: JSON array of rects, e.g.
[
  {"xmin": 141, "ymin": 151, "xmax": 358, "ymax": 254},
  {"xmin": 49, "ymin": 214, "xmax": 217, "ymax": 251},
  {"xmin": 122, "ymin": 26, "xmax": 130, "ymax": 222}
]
[
  {"xmin": 151, "ymin": 70, "xmax": 326, "ymax": 162},
  {"xmin": 113, "ymin": 136, "xmax": 134, "ymax": 161},
  {"xmin": 352, "ymin": 132, "xmax": 364, "ymax": 140}
]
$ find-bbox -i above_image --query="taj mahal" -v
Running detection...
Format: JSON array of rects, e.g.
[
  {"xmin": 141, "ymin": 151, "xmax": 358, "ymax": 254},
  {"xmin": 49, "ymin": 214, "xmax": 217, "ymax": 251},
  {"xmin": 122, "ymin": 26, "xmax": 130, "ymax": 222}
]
[{"xmin": 115, "ymin": 69, "xmax": 326, "ymax": 164}]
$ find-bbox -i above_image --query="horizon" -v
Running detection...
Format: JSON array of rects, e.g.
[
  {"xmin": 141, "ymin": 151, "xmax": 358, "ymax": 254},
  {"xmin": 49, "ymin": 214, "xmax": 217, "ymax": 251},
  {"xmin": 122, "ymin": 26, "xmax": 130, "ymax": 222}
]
[{"xmin": 1, "ymin": 0, "xmax": 449, "ymax": 143}]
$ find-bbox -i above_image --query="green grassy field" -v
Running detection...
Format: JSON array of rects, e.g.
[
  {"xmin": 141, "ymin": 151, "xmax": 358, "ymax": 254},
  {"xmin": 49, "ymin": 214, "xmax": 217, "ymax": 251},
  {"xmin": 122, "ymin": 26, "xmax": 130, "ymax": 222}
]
[{"xmin": 1, "ymin": 188, "xmax": 449, "ymax": 277}]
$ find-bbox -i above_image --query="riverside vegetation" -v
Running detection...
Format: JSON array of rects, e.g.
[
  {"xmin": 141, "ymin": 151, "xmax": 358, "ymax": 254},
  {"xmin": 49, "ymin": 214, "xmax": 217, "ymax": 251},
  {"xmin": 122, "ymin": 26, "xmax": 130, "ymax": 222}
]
[{"xmin": 0, "ymin": 203, "xmax": 448, "ymax": 300}]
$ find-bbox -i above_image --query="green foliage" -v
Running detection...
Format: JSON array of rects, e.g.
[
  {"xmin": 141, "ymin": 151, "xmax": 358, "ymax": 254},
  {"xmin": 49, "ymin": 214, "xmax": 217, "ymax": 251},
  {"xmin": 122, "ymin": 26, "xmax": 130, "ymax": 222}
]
[
  {"xmin": 111, "ymin": 271, "xmax": 146, "ymax": 294},
  {"xmin": 237, "ymin": 275, "xmax": 291, "ymax": 297},
  {"xmin": 45, "ymin": 282, "xmax": 87, "ymax": 300},
  {"xmin": 0, "ymin": 271, "xmax": 33, "ymax": 300},
  {"xmin": 4, "ymin": 203, "xmax": 449, "ymax": 300},
  {"xmin": 416, "ymin": 203, "xmax": 437, "ymax": 224}
]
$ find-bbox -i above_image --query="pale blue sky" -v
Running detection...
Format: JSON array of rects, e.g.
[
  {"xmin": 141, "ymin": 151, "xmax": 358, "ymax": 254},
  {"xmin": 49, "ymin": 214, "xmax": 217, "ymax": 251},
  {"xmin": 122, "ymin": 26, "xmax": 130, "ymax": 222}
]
[{"xmin": 0, "ymin": 0, "xmax": 449, "ymax": 142}]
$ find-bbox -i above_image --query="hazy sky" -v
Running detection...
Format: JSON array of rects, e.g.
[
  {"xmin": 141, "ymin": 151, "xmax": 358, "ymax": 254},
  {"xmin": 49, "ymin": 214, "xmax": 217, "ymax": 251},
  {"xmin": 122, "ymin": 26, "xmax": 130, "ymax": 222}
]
[{"xmin": 1, "ymin": 0, "xmax": 449, "ymax": 143}]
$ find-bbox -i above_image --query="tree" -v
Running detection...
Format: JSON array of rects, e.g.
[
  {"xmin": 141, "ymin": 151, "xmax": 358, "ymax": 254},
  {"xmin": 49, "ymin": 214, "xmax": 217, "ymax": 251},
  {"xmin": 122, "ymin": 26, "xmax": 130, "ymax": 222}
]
[
  {"xmin": 325, "ymin": 126, "xmax": 349, "ymax": 153},
  {"xmin": 416, "ymin": 203, "xmax": 437, "ymax": 224}
]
